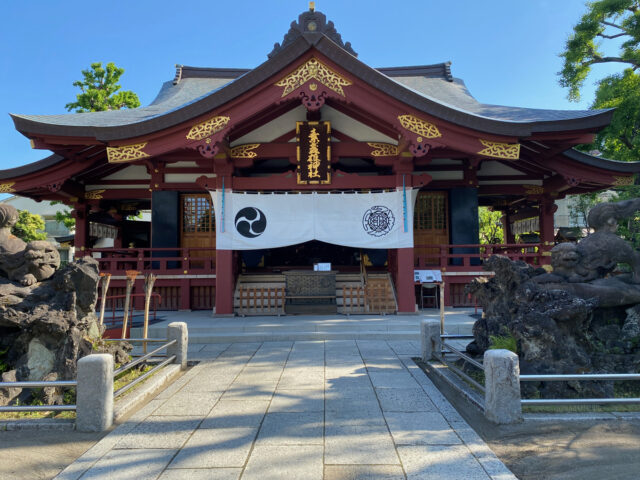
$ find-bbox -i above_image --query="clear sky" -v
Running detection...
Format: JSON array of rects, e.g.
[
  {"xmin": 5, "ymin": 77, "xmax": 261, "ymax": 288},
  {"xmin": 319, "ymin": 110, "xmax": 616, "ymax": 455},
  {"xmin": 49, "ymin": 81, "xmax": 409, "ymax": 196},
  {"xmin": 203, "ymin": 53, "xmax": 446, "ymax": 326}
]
[{"xmin": 0, "ymin": 0, "xmax": 623, "ymax": 170}]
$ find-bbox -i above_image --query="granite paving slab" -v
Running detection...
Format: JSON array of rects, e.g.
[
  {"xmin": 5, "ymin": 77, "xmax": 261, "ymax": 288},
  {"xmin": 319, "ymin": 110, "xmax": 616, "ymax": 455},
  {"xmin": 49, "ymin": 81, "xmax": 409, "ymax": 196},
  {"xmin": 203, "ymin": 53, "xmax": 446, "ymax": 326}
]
[
  {"xmin": 168, "ymin": 427, "xmax": 258, "ymax": 468},
  {"xmin": 115, "ymin": 416, "xmax": 202, "ymax": 449},
  {"xmin": 256, "ymin": 411, "xmax": 324, "ymax": 445},
  {"xmin": 242, "ymin": 444, "xmax": 323, "ymax": 480}
]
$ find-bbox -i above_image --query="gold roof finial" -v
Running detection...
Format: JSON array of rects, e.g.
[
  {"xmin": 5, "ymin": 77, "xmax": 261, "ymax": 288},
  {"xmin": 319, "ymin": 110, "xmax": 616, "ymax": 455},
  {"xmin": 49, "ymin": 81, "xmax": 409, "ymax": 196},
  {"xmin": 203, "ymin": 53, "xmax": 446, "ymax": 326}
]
[{"xmin": 309, "ymin": 1, "xmax": 315, "ymax": 12}]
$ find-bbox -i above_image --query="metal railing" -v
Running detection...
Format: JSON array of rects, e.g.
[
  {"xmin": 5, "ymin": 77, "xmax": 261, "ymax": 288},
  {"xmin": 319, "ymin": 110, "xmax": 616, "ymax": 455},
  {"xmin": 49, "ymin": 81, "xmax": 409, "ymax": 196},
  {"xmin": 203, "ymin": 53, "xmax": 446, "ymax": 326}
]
[
  {"xmin": 0, "ymin": 380, "xmax": 77, "ymax": 413},
  {"xmin": 520, "ymin": 373, "xmax": 640, "ymax": 406},
  {"xmin": 107, "ymin": 338, "xmax": 176, "ymax": 398},
  {"xmin": 438, "ymin": 334, "xmax": 485, "ymax": 393}
]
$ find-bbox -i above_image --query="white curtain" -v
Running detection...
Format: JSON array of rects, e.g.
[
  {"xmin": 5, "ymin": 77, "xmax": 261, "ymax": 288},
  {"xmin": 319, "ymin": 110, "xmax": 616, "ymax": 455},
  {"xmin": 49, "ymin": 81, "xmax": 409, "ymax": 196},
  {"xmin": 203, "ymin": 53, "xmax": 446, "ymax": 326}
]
[{"xmin": 210, "ymin": 189, "xmax": 418, "ymax": 250}]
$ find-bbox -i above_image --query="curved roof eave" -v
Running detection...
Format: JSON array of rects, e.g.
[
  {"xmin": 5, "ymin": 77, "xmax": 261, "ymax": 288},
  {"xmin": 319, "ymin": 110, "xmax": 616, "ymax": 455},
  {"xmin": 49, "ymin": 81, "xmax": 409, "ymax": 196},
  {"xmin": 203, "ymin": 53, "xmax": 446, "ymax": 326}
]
[
  {"xmin": 0, "ymin": 153, "xmax": 65, "ymax": 180},
  {"xmin": 562, "ymin": 148, "xmax": 640, "ymax": 173},
  {"xmin": 11, "ymin": 34, "xmax": 615, "ymax": 142}
]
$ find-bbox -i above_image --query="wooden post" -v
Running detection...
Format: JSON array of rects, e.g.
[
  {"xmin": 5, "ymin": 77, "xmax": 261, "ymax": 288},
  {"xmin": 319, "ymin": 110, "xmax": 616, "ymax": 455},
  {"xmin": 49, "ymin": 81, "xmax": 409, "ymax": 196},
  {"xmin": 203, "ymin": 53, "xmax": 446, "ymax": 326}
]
[
  {"xmin": 98, "ymin": 273, "xmax": 111, "ymax": 327},
  {"xmin": 121, "ymin": 270, "xmax": 139, "ymax": 339},
  {"xmin": 143, "ymin": 273, "xmax": 157, "ymax": 353}
]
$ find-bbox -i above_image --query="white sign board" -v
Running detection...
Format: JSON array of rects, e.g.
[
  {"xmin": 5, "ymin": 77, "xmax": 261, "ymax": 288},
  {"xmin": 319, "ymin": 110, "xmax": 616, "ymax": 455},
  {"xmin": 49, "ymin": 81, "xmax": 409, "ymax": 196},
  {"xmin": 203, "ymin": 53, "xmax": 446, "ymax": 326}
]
[{"xmin": 414, "ymin": 270, "xmax": 442, "ymax": 283}]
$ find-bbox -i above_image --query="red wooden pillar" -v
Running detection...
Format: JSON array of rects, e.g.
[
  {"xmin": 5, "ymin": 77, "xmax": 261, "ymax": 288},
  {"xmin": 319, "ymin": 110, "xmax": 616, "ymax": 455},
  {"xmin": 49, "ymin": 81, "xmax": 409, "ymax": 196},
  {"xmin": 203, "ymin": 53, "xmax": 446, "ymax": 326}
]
[
  {"xmin": 73, "ymin": 203, "xmax": 90, "ymax": 258},
  {"xmin": 502, "ymin": 211, "xmax": 516, "ymax": 244},
  {"xmin": 213, "ymin": 159, "xmax": 235, "ymax": 315},
  {"xmin": 538, "ymin": 196, "xmax": 557, "ymax": 265},
  {"xmin": 393, "ymin": 159, "xmax": 416, "ymax": 313},
  {"xmin": 395, "ymin": 247, "xmax": 415, "ymax": 313},
  {"xmin": 215, "ymin": 249, "xmax": 234, "ymax": 315}
]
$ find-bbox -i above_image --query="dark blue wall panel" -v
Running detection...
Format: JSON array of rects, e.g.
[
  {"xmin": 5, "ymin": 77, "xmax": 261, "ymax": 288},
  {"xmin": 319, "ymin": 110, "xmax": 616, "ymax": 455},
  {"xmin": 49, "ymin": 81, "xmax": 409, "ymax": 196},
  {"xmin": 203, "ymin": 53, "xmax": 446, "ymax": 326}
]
[{"xmin": 449, "ymin": 188, "xmax": 479, "ymax": 265}]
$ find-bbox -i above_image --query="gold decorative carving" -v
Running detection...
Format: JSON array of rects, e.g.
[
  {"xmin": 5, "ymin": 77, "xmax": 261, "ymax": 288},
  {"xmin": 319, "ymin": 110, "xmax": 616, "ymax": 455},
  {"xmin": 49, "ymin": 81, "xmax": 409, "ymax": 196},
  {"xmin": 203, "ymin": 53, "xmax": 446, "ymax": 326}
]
[
  {"xmin": 397, "ymin": 115, "xmax": 441, "ymax": 138},
  {"xmin": 367, "ymin": 142, "xmax": 398, "ymax": 157},
  {"xmin": 106, "ymin": 143, "xmax": 150, "ymax": 163},
  {"xmin": 276, "ymin": 58, "xmax": 352, "ymax": 97},
  {"xmin": 186, "ymin": 116, "xmax": 230, "ymax": 141},
  {"xmin": 230, "ymin": 144, "xmax": 260, "ymax": 159},
  {"xmin": 477, "ymin": 139, "xmax": 520, "ymax": 159},
  {"xmin": 85, "ymin": 189, "xmax": 106, "ymax": 200},
  {"xmin": 612, "ymin": 175, "xmax": 634, "ymax": 186},
  {"xmin": 524, "ymin": 185, "xmax": 545, "ymax": 195},
  {"xmin": 0, "ymin": 182, "xmax": 16, "ymax": 193}
]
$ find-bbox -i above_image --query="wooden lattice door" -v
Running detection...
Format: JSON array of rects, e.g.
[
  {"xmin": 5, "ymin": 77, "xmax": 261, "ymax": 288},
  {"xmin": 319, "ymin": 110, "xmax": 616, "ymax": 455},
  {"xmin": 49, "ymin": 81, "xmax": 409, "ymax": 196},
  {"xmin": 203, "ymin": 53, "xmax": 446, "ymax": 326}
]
[
  {"xmin": 180, "ymin": 194, "xmax": 215, "ymax": 267},
  {"xmin": 413, "ymin": 191, "xmax": 449, "ymax": 266}
]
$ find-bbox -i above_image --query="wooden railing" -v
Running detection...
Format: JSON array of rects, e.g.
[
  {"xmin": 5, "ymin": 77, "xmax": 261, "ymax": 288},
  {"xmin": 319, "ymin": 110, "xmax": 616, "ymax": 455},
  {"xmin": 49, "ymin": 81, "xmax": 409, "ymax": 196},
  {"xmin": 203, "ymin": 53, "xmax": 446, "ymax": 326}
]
[
  {"xmin": 414, "ymin": 243, "xmax": 546, "ymax": 269},
  {"xmin": 86, "ymin": 247, "xmax": 216, "ymax": 275}
]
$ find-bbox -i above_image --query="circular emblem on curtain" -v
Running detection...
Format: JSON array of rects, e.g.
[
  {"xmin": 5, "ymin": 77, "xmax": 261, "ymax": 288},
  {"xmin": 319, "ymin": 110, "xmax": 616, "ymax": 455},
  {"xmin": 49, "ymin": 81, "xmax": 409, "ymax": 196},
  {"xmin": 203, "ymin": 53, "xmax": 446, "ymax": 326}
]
[
  {"xmin": 235, "ymin": 207, "xmax": 267, "ymax": 238},
  {"xmin": 363, "ymin": 206, "xmax": 395, "ymax": 237}
]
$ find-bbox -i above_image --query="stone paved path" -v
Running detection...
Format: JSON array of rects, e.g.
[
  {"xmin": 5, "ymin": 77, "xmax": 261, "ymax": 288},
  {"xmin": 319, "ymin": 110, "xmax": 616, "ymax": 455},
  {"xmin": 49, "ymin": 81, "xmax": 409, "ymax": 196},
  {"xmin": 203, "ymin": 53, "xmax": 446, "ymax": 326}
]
[{"xmin": 55, "ymin": 340, "xmax": 516, "ymax": 480}]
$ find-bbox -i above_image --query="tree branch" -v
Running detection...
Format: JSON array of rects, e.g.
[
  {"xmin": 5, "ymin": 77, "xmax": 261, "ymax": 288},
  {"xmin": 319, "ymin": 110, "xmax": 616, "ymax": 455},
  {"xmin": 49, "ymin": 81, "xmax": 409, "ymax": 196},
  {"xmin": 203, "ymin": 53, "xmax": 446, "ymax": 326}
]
[
  {"xmin": 588, "ymin": 56, "xmax": 640, "ymax": 68},
  {"xmin": 597, "ymin": 32, "xmax": 627, "ymax": 39},
  {"xmin": 602, "ymin": 20, "xmax": 626, "ymax": 31}
]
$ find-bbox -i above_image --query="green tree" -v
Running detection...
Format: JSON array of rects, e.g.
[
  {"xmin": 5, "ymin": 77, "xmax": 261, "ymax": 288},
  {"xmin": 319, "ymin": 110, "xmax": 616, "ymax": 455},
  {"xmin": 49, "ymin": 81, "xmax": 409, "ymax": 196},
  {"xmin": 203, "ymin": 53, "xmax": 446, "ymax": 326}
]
[
  {"xmin": 590, "ymin": 69, "xmax": 640, "ymax": 161},
  {"xmin": 65, "ymin": 62, "xmax": 140, "ymax": 113},
  {"xmin": 478, "ymin": 207, "xmax": 504, "ymax": 244},
  {"xmin": 12, "ymin": 210, "xmax": 47, "ymax": 242},
  {"xmin": 559, "ymin": 0, "xmax": 640, "ymax": 102},
  {"xmin": 559, "ymin": 1, "xmax": 640, "ymax": 162}
]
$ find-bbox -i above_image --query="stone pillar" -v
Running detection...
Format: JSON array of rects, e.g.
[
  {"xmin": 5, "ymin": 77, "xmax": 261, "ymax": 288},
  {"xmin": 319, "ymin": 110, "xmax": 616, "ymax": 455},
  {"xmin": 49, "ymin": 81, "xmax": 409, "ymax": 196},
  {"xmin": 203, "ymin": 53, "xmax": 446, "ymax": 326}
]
[
  {"xmin": 76, "ymin": 354, "xmax": 114, "ymax": 432},
  {"xmin": 420, "ymin": 318, "xmax": 441, "ymax": 361},
  {"xmin": 215, "ymin": 249, "xmax": 234, "ymax": 315},
  {"xmin": 483, "ymin": 349, "xmax": 522, "ymax": 424},
  {"xmin": 167, "ymin": 322, "xmax": 188, "ymax": 370},
  {"xmin": 395, "ymin": 247, "xmax": 415, "ymax": 313}
]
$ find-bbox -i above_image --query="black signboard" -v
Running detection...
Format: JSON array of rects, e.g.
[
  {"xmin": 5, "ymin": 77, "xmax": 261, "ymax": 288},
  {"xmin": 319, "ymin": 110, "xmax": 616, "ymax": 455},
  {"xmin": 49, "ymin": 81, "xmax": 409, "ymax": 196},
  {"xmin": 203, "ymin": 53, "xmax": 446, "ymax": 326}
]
[{"xmin": 296, "ymin": 121, "xmax": 331, "ymax": 184}]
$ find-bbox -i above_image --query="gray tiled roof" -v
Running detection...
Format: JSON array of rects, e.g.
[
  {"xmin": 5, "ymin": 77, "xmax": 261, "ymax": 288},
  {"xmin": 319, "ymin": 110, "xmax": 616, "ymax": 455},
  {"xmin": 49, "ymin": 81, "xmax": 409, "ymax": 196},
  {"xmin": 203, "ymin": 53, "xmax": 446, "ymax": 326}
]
[
  {"xmin": 11, "ymin": 65, "xmax": 605, "ymax": 130},
  {"xmin": 13, "ymin": 77, "xmax": 234, "ymax": 128},
  {"xmin": 390, "ymin": 76, "xmax": 600, "ymax": 123}
]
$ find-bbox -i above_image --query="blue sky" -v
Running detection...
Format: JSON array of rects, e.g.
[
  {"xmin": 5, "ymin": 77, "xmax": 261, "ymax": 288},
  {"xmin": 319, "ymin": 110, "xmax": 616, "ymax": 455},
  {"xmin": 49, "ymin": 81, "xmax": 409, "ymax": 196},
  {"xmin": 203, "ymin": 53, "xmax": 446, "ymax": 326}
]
[{"xmin": 0, "ymin": 0, "xmax": 623, "ymax": 170}]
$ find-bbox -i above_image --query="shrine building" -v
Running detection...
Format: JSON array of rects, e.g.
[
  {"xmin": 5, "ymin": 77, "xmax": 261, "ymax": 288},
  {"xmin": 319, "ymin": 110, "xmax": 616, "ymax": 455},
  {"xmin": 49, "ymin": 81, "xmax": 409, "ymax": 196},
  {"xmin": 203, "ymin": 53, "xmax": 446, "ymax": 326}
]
[{"xmin": 3, "ymin": 7, "xmax": 640, "ymax": 315}]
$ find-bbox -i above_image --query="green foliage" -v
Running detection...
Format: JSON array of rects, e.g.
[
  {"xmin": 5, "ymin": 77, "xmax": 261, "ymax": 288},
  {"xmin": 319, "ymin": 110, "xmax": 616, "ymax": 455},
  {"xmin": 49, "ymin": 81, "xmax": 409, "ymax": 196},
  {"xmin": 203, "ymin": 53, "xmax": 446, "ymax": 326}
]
[
  {"xmin": 50, "ymin": 201, "xmax": 76, "ymax": 230},
  {"xmin": 478, "ymin": 207, "xmax": 504, "ymax": 244},
  {"xmin": 586, "ymin": 69, "xmax": 640, "ymax": 161},
  {"xmin": 11, "ymin": 210, "xmax": 47, "ymax": 242},
  {"xmin": 488, "ymin": 334, "xmax": 518, "ymax": 353},
  {"xmin": 65, "ymin": 62, "xmax": 140, "ymax": 113},
  {"xmin": 612, "ymin": 184, "xmax": 640, "ymax": 247},
  {"xmin": 560, "ymin": 1, "xmax": 640, "ymax": 163},
  {"xmin": 559, "ymin": 0, "xmax": 640, "ymax": 102}
]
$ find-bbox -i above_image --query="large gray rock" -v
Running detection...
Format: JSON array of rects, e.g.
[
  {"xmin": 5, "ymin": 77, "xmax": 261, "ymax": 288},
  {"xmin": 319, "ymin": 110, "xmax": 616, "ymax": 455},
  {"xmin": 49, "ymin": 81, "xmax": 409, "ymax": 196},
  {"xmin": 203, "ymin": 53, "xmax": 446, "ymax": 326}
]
[{"xmin": 0, "ymin": 257, "xmax": 130, "ymax": 406}]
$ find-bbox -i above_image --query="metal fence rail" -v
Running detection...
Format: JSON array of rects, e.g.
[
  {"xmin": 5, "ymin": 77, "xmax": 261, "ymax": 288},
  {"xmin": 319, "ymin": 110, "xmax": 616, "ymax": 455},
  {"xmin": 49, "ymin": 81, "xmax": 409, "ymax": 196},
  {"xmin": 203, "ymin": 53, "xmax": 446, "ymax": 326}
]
[
  {"xmin": 437, "ymin": 335, "xmax": 485, "ymax": 393},
  {"xmin": 520, "ymin": 372, "xmax": 640, "ymax": 406},
  {"xmin": 113, "ymin": 339, "xmax": 176, "ymax": 377},
  {"xmin": 521, "ymin": 373, "xmax": 640, "ymax": 382},
  {"xmin": 114, "ymin": 355, "xmax": 176, "ymax": 398},
  {"xmin": 0, "ymin": 380, "xmax": 78, "ymax": 413}
]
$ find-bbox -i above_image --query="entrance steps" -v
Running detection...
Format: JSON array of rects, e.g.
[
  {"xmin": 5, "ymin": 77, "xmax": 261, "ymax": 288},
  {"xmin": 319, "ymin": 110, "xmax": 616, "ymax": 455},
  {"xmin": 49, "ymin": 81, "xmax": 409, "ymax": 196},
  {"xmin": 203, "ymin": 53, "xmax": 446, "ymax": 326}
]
[{"xmin": 233, "ymin": 272, "xmax": 398, "ymax": 316}]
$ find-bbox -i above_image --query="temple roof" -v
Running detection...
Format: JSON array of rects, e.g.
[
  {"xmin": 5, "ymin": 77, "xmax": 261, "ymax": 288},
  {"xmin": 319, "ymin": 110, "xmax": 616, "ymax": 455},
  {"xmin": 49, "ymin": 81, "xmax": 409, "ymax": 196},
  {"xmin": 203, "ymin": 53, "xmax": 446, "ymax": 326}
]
[{"xmin": 10, "ymin": 8, "xmax": 613, "ymax": 142}]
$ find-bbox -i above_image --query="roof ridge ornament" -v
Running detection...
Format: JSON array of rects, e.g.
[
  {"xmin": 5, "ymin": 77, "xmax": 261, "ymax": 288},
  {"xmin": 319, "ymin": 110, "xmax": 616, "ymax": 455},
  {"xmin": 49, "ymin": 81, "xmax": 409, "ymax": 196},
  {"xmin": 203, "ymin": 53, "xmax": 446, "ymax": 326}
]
[{"xmin": 268, "ymin": 8, "xmax": 357, "ymax": 59}]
